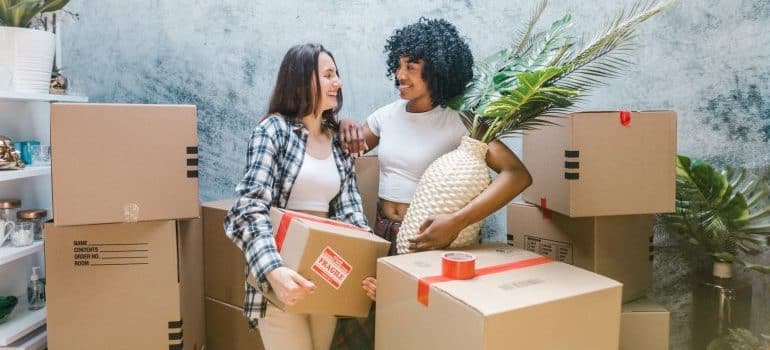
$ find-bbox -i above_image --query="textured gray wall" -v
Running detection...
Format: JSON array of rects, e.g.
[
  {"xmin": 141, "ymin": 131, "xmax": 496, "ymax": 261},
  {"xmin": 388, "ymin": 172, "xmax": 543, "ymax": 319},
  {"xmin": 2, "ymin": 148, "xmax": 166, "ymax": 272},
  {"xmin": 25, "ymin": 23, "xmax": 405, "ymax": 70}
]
[{"xmin": 61, "ymin": 0, "xmax": 770, "ymax": 348}]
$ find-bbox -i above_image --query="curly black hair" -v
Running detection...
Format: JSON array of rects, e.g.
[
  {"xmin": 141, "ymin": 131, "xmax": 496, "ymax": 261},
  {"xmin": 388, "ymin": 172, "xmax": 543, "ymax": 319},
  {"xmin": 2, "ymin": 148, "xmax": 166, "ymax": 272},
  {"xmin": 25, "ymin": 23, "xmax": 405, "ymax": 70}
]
[{"xmin": 384, "ymin": 17, "xmax": 474, "ymax": 108}]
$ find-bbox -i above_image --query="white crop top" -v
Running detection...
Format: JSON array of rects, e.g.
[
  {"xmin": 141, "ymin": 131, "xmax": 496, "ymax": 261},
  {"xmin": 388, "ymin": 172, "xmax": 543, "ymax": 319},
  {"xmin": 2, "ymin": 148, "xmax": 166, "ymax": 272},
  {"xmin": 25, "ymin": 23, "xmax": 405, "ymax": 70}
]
[
  {"xmin": 367, "ymin": 99, "xmax": 468, "ymax": 203},
  {"xmin": 286, "ymin": 151, "xmax": 341, "ymax": 212}
]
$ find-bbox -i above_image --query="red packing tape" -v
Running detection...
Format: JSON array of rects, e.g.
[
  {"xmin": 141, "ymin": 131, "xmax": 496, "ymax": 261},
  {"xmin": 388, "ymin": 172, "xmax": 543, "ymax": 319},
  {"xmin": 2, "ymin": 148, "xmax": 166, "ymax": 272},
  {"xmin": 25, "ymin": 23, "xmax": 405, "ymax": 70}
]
[
  {"xmin": 442, "ymin": 252, "xmax": 476, "ymax": 280},
  {"xmin": 619, "ymin": 110, "xmax": 631, "ymax": 126},
  {"xmin": 274, "ymin": 210, "xmax": 365, "ymax": 252},
  {"xmin": 540, "ymin": 197, "xmax": 551, "ymax": 220},
  {"xmin": 417, "ymin": 254, "xmax": 552, "ymax": 306}
]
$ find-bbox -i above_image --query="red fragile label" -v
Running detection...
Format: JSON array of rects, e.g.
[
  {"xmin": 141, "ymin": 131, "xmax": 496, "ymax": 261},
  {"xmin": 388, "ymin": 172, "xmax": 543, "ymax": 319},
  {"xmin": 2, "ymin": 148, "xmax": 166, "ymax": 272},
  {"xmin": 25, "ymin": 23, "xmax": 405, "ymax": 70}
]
[
  {"xmin": 417, "ymin": 255, "xmax": 552, "ymax": 306},
  {"xmin": 274, "ymin": 210, "xmax": 366, "ymax": 251},
  {"xmin": 311, "ymin": 246, "xmax": 352, "ymax": 289},
  {"xmin": 619, "ymin": 110, "xmax": 631, "ymax": 126}
]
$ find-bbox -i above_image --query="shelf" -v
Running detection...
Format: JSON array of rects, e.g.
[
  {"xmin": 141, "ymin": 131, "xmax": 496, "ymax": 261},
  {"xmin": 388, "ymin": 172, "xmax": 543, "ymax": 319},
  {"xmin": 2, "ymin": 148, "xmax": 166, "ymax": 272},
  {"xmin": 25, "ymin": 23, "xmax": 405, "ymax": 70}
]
[
  {"xmin": 0, "ymin": 242, "xmax": 43, "ymax": 267},
  {"xmin": 0, "ymin": 326, "xmax": 45, "ymax": 350},
  {"xmin": 0, "ymin": 306, "xmax": 46, "ymax": 346},
  {"xmin": 0, "ymin": 167, "xmax": 50, "ymax": 183},
  {"xmin": 0, "ymin": 91, "xmax": 87, "ymax": 103}
]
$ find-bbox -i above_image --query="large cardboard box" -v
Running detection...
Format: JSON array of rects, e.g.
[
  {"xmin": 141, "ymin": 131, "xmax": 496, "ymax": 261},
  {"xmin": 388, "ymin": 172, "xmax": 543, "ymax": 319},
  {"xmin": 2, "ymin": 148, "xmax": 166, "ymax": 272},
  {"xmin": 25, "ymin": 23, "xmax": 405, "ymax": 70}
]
[
  {"xmin": 248, "ymin": 207, "xmax": 391, "ymax": 317},
  {"xmin": 45, "ymin": 220, "xmax": 205, "ymax": 350},
  {"xmin": 620, "ymin": 298, "xmax": 670, "ymax": 350},
  {"xmin": 51, "ymin": 103, "xmax": 199, "ymax": 226},
  {"xmin": 522, "ymin": 110, "xmax": 677, "ymax": 217},
  {"xmin": 205, "ymin": 297, "xmax": 264, "ymax": 350},
  {"xmin": 506, "ymin": 201, "xmax": 652, "ymax": 302},
  {"xmin": 376, "ymin": 244, "xmax": 622, "ymax": 350},
  {"xmin": 203, "ymin": 199, "xmax": 247, "ymax": 308},
  {"xmin": 354, "ymin": 155, "xmax": 379, "ymax": 227}
]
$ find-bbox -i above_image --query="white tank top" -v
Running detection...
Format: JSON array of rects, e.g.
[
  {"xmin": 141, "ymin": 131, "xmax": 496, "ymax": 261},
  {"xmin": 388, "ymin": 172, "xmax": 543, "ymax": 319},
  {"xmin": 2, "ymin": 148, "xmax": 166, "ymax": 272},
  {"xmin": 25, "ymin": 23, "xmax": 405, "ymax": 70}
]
[
  {"xmin": 366, "ymin": 99, "xmax": 468, "ymax": 203},
  {"xmin": 286, "ymin": 151, "xmax": 341, "ymax": 212}
]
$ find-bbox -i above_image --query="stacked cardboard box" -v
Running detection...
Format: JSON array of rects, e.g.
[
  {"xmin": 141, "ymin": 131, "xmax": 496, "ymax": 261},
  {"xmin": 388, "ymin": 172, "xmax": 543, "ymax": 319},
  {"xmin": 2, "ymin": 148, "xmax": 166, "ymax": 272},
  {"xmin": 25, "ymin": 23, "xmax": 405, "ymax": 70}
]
[
  {"xmin": 202, "ymin": 200, "xmax": 265, "ymax": 350},
  {"xmin": 506, "ymin": 201, "xmax": 653, "ymax": 302},
  {"xmin": 45, "ymin": 104, "xmax": 204, "ymax": 350},
  {"xmin": 620, "ymin": 297, "xmax": 670, "ymax": 350},
  {"xmin": 515, "ymin": 110, "xmax": 676, "ymax": 346},
  {"xmin": 355, "ymin": 156, "xmax": 380, "ymax": 227},
  {"xmin": 202, "ymin": 199, "xmax": 390, "ymax": 349},
  {"xmin": 376, "ymin": 244, "xmax": 623, "ymax": 350}
]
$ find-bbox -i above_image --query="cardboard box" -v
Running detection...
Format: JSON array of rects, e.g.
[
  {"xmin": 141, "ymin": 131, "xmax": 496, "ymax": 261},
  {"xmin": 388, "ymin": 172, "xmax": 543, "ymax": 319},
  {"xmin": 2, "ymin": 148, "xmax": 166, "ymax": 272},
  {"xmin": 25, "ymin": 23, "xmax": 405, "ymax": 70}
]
[
  {"xmin": 522, "ymin": 110, "xmax": 677, "ymax": 217},
  {"xmin": 506, "ymin": 201, "xmax": 652, "ymax": 302},
  {"xmin": 203, "ymin": 199, "xmax": 247, "ymax": 308},
  {"xmin": 354, "ymin": 156, "xmax": 379, "ymax": 227},
  {"xmin": 205, "ymin": 297, "xmax": 264, "ymax": 350},
  {"xmin": 45, "ymin": 220, "xmax": 204, "ymax": 350},
  {"xmin": 376, "ymin": 244, "xmax": 622, "ymax": 350},
  {"xmin": 51, "ymin": 103, "xmax": 199, "ymax": 226},
  {"xmin": 248, "ymin": 207, "xmax": 391, "ymax": 317},
  {"xmin": 620, "ymin": 298, "xmax": 670, "ymax": 350}
]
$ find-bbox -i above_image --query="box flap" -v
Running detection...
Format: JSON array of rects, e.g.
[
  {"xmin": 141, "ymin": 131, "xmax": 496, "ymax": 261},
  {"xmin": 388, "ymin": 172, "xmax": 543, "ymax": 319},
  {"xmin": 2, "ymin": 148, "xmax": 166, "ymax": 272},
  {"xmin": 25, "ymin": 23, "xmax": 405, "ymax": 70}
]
[
  {"xmin": 571, "ymin": 110, "xmax": 675, "ymax": 115},
  {"xmin": 272, "ymin": 207, "xmax": 387, "ymax": 244},
  {"xmin": 622, "ymin": 297, "xmax": 669, "ymax": 314},
  {"xmin": 203, "ymin": 199, "xmax": 236, "ymax": 211}
]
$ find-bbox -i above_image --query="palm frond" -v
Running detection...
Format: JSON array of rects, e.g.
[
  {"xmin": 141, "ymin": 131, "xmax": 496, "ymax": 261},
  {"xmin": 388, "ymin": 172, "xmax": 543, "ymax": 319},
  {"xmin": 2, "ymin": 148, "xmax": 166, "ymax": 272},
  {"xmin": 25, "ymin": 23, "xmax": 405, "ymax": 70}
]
[
  {"xmin": 477, "ymin": 66, "xmax": 578, "ymax": 142},
  {"xmin": 0, "ymin": 0, "xmax": 69, "ymax": 27},
  {"xmin": 662, "ymin": 155, "xmax": 770, "ymax": 274},
  {"xmin": 450, "ymin": 0, "xmax": 674, "ymax": 143},
  {"xmin": 552, "ymin": 0, "xmax": 675, "ymax": 91},
  {"xmin": 513, "ymin": 0, "xmax": 549, "ymax": 55}
]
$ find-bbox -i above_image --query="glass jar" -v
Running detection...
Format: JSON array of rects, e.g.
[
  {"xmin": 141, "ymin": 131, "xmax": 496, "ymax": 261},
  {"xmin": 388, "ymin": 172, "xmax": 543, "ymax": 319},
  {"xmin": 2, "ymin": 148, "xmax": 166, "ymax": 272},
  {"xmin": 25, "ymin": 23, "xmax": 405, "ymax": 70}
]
[
  {"xmin": 10, "ymin": 221, "xmax": 34, "ymax": 247},
  {"xmin": 17, "ymin": 209, "xmax": 47, "ymax": 241},
  {"xmin": 0, "ymin": 198, "xmax": 21, "ymax": 223}
]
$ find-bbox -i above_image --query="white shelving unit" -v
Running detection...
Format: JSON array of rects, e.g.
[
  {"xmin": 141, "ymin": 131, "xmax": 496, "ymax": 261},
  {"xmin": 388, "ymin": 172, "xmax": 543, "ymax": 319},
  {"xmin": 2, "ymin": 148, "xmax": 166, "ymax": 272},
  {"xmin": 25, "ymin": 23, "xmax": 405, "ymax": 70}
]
[
  {"xmin": 0, "ymin": 242, "xmax": 43, "ymax": 266},
  {"xmin": 0, "ymin": 307, "xmax": 46, "ymax": 347},
  {"xmin": 0, "ymin": 326, "xmax": 46, "ymax": 350},
  {"xmin": 0, "ymin": 168, "xmax": 50, "ymax": 183},
  {"xmin": 0, "ymin": 91, "xmax": 86, "ymax": 103},
  {"xmin": 0, "ymin": 92, "xmax": 88, "ymax": 347}
]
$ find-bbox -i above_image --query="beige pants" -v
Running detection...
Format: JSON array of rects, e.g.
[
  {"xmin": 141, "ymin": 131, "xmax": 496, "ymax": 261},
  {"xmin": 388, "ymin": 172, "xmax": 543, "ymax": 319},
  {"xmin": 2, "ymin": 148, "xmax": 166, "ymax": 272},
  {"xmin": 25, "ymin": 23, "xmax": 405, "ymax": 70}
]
[{"xmin": 258, "ymin": 304, "xmax": 337, "ymax": 350}]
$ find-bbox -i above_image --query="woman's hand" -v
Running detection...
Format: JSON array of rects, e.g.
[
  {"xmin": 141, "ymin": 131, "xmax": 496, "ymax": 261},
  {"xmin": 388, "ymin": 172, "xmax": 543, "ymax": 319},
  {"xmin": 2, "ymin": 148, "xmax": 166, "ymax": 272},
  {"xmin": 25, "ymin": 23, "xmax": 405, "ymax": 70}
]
[
  {"xmin": 408, "ymin": 213, "xmax": 465, "ymax": 251},
  {"xmin": 362, "ymin": 276, "xmax": 377, "ymax": 301},
  {"xmin": 339, "ymin": 118, "xmax": 369, "ymax": 157},
  {"xmin": 266, "ymin": 266, "xmax": 317, "ymax": 306}
]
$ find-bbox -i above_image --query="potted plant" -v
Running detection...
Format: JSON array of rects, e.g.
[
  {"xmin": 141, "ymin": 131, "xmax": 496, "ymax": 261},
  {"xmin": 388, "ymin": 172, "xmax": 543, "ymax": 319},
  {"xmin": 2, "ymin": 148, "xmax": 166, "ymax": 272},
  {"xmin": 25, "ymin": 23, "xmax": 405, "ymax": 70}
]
[
  {"xmin": 395, "ymin": 0, "xmax": 675, "ymax": 253},
  {"xmin": 662, "ymin": 155, "xmax": 770, "ymax": 349},
  {"xmin": 0, "ymin": 0, "xmax": 70, "ymax": 93},
  {"xmin": 707, "ymin": 328, "xmax": 764, "ymax": 350}
]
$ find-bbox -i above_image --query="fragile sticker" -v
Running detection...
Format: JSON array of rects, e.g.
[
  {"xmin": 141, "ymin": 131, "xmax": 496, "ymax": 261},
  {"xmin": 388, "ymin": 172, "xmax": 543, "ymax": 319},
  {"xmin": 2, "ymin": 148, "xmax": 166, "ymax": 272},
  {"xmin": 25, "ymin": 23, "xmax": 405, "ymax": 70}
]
[{"xmin": 311, "ymin": 247, "xmax": 352, "ymax": 290}]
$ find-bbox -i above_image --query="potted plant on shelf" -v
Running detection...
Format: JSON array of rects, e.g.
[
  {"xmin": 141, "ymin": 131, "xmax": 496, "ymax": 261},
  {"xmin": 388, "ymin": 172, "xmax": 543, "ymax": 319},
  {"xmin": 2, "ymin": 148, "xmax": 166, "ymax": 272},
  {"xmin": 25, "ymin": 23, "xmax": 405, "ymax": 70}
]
[
  {"xmin": 662, "ymin": 155, "xmax": 770, "ymax": 350},
  {"xmin": 0, "ymin": 0, "xmax": 70, "ymax": 93},
  {"xmin": 395, "ymin": 0, "xmax": 676, "ymax": 253}
]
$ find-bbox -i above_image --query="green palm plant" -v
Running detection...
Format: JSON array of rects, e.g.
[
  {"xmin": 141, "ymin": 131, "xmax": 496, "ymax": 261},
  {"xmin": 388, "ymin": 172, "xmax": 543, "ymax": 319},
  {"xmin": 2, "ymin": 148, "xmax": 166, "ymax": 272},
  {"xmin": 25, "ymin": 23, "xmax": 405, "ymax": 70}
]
[
  {"xmin": 662, "ymin": 155, "xmax": 770, "ymax": 274},
  {"xmin": 0, "ymin": 0, "xmax": 69, "ymax": 28},
  {"xmin": 397, "ymin": 0, "xmax": 678, "ymax": 253},
  {"xmin": 449, "ymin": 0, "xmax": 676, "ymax": 143}
]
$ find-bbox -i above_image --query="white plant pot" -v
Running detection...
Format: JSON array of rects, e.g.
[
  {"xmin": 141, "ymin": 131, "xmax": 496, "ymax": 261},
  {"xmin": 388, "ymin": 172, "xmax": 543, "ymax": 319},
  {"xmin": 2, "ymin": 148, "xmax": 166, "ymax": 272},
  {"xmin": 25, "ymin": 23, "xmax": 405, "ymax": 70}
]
[{"xmin": 0, "ymin": 27, "xmax": 55, "ymax": 93}]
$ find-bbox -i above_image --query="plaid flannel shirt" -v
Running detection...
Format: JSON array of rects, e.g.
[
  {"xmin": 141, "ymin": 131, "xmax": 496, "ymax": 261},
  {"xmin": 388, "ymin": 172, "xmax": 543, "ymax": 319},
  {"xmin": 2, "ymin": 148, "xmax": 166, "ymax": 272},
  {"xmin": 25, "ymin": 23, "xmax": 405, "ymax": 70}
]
[{"xmin": 223, "ymin": 114, "xmax": 370, "ymax": 328}]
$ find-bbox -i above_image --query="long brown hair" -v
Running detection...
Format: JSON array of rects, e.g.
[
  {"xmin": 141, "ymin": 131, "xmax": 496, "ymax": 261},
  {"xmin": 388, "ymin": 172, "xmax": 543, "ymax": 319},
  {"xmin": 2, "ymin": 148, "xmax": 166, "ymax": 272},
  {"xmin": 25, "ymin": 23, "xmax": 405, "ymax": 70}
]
[{"xmin": 266, "ymin": 43, "xmax": 342, "ymax": 130}]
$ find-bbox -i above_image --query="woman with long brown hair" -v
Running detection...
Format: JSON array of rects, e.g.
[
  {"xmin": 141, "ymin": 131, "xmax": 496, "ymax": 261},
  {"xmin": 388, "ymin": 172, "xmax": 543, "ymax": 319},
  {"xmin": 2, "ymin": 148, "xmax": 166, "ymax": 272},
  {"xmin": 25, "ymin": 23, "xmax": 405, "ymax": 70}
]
[{"xmin": 224, "ymin": 43, "xmax": 369, "ymax": 350}]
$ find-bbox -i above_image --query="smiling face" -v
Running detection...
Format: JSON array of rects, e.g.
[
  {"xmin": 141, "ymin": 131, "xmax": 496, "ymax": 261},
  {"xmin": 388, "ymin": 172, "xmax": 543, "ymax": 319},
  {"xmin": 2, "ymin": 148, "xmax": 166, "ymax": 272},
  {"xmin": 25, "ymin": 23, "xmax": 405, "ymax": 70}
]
[
  {"xmin": 395, "ymin": 56, "xmax": 431, "ymax": 105},
  {"xmin": 315, "ymin": 52, "xmax": 342, "ymax": 113}
]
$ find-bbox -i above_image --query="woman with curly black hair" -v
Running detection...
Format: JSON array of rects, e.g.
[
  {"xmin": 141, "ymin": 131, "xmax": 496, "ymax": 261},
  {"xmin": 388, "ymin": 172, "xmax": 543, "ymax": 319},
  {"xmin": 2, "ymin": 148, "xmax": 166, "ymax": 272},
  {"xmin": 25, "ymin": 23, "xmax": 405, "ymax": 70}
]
[
  {"xmin": 382, "ymin": 17, "xmax": 474, "ymax": 109},
  {"xmin": 334, "ymin": 17, "xmax": 532, "ymax": 349}
]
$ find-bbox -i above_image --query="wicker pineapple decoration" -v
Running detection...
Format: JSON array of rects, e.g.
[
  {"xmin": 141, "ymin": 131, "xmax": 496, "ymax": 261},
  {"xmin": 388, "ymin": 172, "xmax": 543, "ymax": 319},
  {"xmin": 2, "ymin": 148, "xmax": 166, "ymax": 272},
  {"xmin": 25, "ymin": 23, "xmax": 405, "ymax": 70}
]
[{"xmin": 395, "ymin": 0, "xmax": 674, "ymax": 254}]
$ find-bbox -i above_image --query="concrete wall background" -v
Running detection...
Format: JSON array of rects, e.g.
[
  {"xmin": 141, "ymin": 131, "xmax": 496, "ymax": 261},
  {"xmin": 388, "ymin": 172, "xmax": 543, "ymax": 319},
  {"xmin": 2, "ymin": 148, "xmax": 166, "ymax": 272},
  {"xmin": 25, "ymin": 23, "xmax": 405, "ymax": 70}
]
[{"xmin": 61, "ymin": 0, "xmax": 770, "ymax": 348}]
